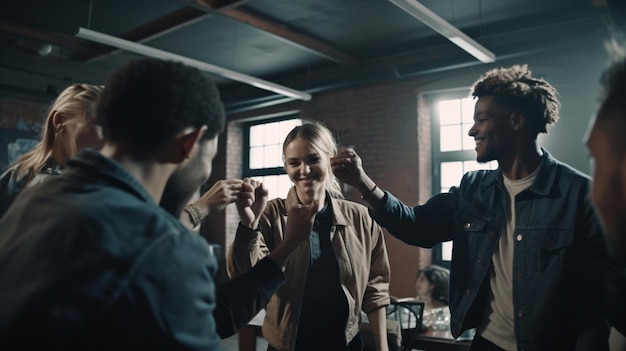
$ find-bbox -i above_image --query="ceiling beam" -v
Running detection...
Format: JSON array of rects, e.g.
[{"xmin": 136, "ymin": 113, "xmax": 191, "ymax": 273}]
[
  {"xmin": 0, "ymin": 20, "xmax": 98, "ymax": 53},
  {"xmin": 79, "ymin": 7, "xmax": 210, "ymax": 62},
  {"xmin": 199, "ymin": 6, "xmax": 359, "ymax": 66},
  {"xmin": 80, "ymin": 0, "xmax": 250, "ymax": 62}
]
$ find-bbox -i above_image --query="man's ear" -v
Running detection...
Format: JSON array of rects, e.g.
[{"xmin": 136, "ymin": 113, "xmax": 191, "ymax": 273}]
[
  {"xmin": 179, "ymin": 126, "xmax": 208, "ymax": 161},
  {"xmin": 510, "ymin": 112, "xmax": 526, "ymax": 132}
]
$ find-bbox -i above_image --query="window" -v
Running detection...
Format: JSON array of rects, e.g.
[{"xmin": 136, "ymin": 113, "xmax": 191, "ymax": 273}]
[
  {"xmin": 429, "ymin": 91, "xmax": 497, "ymax": 268},
  {"xmin": 243, "ymin": 117, "xmax": 302, "ymax": 200}
]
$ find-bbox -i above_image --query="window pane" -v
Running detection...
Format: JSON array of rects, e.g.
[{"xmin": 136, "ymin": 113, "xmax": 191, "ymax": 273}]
[
  {"xmin": 276, "ymin": 174, "xmax": 293, "ymax": 199},
  {"xmin": 442, "ymin": 241, "xmax": 453, "ymax": 261},
  {"xmin": 249, "ymin": 146, "xmax": 264, "ymax": 169},
  {"xmin": 440, "ymin": 161, "xmax": 462, "ymax": 189},
  {"xmin": 279, "ymin": 119, "xmax": 302, "ymax": 141},
  {"xmin": 249, "ymin": 124, "xmax": 265, "ymax": 147},
  {"xmin": 438, "ymin": 99, "xmax": 461, "ymax": 126},
  {"xmin": 440, "ymin": 125, "xmax": 462, "ymax": 152},
  {"xmin": 462, "ymin": 160, "xmax": 482, "ymax": 173},
  {"xmin": 263, "ymin": 144, "xmax": 282, "ymax": 168},
  {"xmin": 264, "ymin": 127, "xmax": 285, "ymax": 146},
  {"xmin": 251, "ymin": 174, "xmax": 293, "ymax": 200},
  {"xmin": 462, "ymin": 122, "xmax": 474, "ymax": 150},
  {"xmin": 461, "ymin": 97, "xmax": 475, "ymax": 124}
]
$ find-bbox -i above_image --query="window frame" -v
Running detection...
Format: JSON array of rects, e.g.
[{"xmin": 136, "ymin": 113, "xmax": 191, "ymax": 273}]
[
  {"xmin": 241, "ymin": 115, "xmax": 302, "ymax": 199},
  {"xmin": 428, "ymin": 89, "xmax": 475, "ymax": 270}
]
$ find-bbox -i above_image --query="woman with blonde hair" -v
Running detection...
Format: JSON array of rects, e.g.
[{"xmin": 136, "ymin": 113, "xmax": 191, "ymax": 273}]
[
  {"xmin": 0, "ymin": 83, "xmax": 104, "ymax": 217},
  {"xmin": 228, "ymin": 120, "xmax": 391, "ymax": 351}
]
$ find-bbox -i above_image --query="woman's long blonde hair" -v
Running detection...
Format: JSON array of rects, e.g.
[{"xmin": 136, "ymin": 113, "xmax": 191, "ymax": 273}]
[
  {"xmin": 282, "ymin": 120, "xmax": 344, "ymax": 199},
  {"xmin": 9, "ymin": 83, "xmax": 104, "ymax": 182}
]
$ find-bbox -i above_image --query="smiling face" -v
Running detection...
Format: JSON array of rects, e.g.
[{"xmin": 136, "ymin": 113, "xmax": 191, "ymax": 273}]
[
  {"xmin": 284, "ymin": 136, "xmax": 328, "ymax": 204},
  {"xmin": 468, "ymin": 96, "xmax": 516, "ymax": 163},
  {"xmin": 586, "ymin": 116, "xmax": 626, "ymax": 260}
]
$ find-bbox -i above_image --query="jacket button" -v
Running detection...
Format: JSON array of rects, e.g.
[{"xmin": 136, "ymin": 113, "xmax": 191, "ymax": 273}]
[
  {"xmin": 518, "ymin": 310, "xmax": 524, "ymax": 317},
  {"xmin": 465, "ymin": 289, "xmax": 471, "ymax": 296},
  {"xmin": 516, "ymin": 271, "xmax": 523, "ymax": 279},
  {"xmin": 488, "ymin": 230, "xmax": 496, "ymax": 236},
  {"xmin": 516, "ymin": 233, "xmax": 523, "ymax": 241},
  {"xmin": 464, "ymin": 222, "xmax": 471, "ymax": 229},
  {"xmin": 477, "ymin": 260, "xmax": 484, "ymax": 267}
]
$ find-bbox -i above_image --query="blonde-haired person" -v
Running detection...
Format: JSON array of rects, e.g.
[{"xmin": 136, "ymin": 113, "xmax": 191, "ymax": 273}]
[
  {"xmin": 0, "ymin": 83, "xmax": 239, "ymax": 229},
  {"xmin": 0, "ymin": 83, "xmax": 104, "ymax": 218},
  {"xmin": 228, "ymin": 121, "xmax": 391, "ymax": 351}
]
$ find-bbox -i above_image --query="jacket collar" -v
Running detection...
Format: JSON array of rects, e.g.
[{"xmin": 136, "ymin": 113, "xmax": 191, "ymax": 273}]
[
  {"xmin": 284, "ymin": 187, "xmax": 350, "ymax": 226},
  {"xmin": 67, "ymin": 149, "xmax": 156, "ymax": 206},
  {"xmin": 481, "ymin": 148, "xmax": 557, "ymax": 196}
]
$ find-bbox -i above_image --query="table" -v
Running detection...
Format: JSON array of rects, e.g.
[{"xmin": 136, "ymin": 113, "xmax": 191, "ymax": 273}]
[
  {"xmin": 411, "ymin": 328, "xmax": 473, "ymax": 351},
  {"xmin": 238, "ymin": 311, "xmax": 474, "ymax": 351}
]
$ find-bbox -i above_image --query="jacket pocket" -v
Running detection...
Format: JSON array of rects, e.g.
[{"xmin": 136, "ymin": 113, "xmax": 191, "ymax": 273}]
[{"xmin": 532, "ymin": 229, "xmax": 574, "ymax": 277}]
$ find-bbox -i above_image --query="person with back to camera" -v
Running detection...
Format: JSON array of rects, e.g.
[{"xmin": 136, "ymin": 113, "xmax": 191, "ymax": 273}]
[
  {"xmin": 0, "ymin": 82, "xmax": 243, "ymax": 229},
  {"xmin": 331, "ymin": 64, "xmax": 626, "ymax": 350},
  {"xmin": 585, "ymin": 38, "xmax": 626, "ymax": 350},
  {"xmin": 0, "ymin": 58, "xmax": 319, "ymax": 350},
  {"xmin": 228, "ymin": 121, "xmax": 391, "ymax": 351},
  {"xmin": 0, "ymin": 83, "xmax": 104, "ymax": 218},
  {"xmin": 586, "ymin": 38, "xmax": 626, "ymax": 265}
]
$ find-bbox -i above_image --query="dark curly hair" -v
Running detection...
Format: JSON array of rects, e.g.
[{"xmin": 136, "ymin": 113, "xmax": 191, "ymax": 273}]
[
  {"xmin": 471, "ymin": 64, "xmax": 560, "ymax": 137},
  {"xmin": 417, "ymin": 265, "xmax": 450, "ymax": 305},
  {"xmin": 596, "ymin": 39, "xmax": 626, "ymax": 154},
  {"xmin": 97, "ymin": 58, "xmax": 225, "ymax": 156}
]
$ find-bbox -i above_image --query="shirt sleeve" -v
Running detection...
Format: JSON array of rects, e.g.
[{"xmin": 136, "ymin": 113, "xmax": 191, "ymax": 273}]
[{"xmin": 370, "ymin": 190, "xmax": 458, "ymax": 248}]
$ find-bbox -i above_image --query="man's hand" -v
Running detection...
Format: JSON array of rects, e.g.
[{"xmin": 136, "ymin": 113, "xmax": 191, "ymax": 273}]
[
  {"xmin": 268, "ymin": 200, "xmax": 319, "ymax": 266},
  {"xmin": 331, "ymin": 147, "xmax": 366, "ymax": 187}
]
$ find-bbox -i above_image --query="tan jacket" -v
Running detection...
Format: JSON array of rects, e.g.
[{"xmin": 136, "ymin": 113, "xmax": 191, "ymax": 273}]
[{"xmin": 227, "ymin": 189, "xmax": 391, "ymax": 351}]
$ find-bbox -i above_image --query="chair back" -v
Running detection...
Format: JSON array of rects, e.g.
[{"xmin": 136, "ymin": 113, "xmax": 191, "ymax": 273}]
[{"xmin": 386, "ymin": 301, "xmax": 425, "ymax": 350}]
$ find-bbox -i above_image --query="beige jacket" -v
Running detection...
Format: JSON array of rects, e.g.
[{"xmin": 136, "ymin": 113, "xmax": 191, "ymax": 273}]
[{"xmin": 227, "ymin": 189, "xmax": 391, "ymax": 351}]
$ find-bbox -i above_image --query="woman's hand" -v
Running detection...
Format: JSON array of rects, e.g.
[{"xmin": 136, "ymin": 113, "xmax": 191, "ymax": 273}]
[{"xmin": 235, "ymin": 178, "xmax": 268, "ymax": 229}]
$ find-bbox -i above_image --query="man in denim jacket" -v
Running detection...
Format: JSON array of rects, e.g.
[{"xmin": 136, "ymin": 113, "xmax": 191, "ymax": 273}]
[
  {"xmin": 0, "ymin": 59, "xmax": 318, "ymax": 350},
  {"xmin": 333, "ymin": 65, "xmax": 626, "ymax": 350}
]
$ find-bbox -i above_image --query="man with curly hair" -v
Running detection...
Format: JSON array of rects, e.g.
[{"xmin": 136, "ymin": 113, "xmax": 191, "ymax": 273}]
[{"xmin": 332, "ymin": 64, "xmax": 626, "ymax": 350}]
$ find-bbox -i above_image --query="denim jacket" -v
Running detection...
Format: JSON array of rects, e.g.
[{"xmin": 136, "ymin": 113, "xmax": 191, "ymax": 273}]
[
  {"xmin": 372, "ymin": 149, "xmax": 625, "ymax": 351},
  {"xmin": 0, "ymin": 149, "xmax": 284, "ymax": 351}
]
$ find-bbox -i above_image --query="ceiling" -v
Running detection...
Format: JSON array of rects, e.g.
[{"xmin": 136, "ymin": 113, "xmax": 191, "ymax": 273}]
[{"xmin": 1, "ymin": 0, "xmax": 624, "ymax": 114}]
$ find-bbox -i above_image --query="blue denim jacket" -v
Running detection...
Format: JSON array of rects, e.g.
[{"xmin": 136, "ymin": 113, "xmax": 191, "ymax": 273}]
[
  {"xmin": 372, "ymin": 149, "xmax": 625, "ymax": 350},
  {"xmin": 0, "ymin": 149, "xmax": 284, "ymax": 350}
]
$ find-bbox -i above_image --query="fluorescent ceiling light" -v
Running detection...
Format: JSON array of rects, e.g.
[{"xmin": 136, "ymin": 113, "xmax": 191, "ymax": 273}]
[
  {"xmin": 388, "ymin": 0, "xmax": 495, "ymax": 63},
  {"xmin": 76, "ymin": 27, "xmax": 312, "ymax": 101}
]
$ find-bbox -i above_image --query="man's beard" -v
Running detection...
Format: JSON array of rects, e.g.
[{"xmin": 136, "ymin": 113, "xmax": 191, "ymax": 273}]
[{"xmin": 160, "ymin": 153, "xmax": 206, "ymax": 217}]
